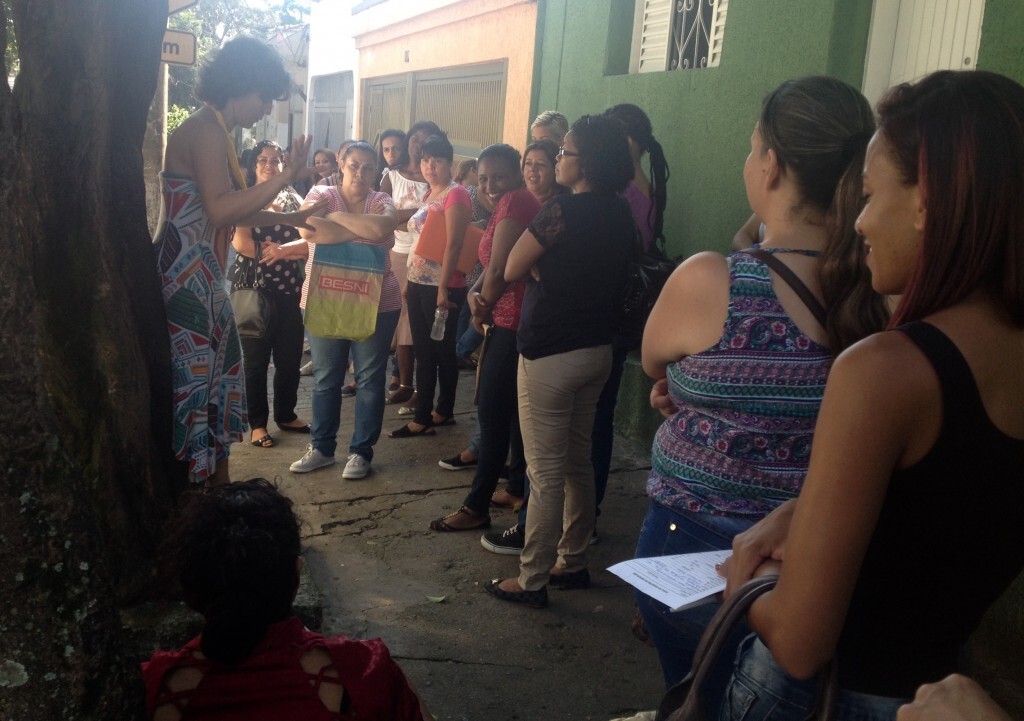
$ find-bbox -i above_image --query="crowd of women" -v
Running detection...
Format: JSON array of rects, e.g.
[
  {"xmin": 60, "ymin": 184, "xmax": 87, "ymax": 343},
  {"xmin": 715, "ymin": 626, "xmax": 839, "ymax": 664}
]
[{"xmin": 147, "ymin": 34, "xmax": 1021, "ymax": 721}]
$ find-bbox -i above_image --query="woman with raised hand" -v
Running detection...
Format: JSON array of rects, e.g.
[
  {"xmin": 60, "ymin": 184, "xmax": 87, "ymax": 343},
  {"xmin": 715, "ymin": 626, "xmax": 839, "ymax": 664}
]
[
  {"xmin": 155, "ymin": 36, "xmax": 322, "ymax": 487},
  {"xmin": 428, "ymin": 144, "xmax": 540, "ymax": 532},
  {"xmin": 389, "ymin": 133, "xmax": 471, "ymax": 438},
  {"xmin": 381, "ymin": 121, "xmax": 442, "ymax": 407},
  {"xmin": 718, "ymin": 69, "xmax": 1024, "ymax": 721},
  {"xmin": 228, "ymin": 140, "xmax": 310, "ymax": 450},
  {"xmin": 277, "ymin": 142, "xmax": 400, "ymax": 481},
  {"xmin": 142, "ymin": 479, "xmax": 428, "ymax": 720},
  {"xmin": 484, "ymin": 115, "xmax": 634, "ymax": 608},
  {"xmin": 634, "ymin": 76, "xmax": 887, "ymax": 689}
]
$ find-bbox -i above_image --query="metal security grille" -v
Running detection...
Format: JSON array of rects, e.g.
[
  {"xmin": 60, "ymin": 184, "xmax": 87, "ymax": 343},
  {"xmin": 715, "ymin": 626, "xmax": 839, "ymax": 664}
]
[
  {"xmin": 632, "ymin": 0, "xmax": 729, "ymax": 73},
  {"xmin": 310, "ymin": 71, "xmax": 354, "ymax": 152},
  {"xmin": 362, "ymin": 61, "xmax": 506, "ymax": 156}
]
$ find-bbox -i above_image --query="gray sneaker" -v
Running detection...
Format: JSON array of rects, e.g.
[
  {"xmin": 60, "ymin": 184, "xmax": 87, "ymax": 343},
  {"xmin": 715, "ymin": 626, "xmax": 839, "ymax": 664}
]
[
  {"xmin": 289, "ymin": 445, "xmax": 335, "ymax": 473},
  {"xmin": 342, "ymin": 453, "xmax": 370, "ymax": 479}
]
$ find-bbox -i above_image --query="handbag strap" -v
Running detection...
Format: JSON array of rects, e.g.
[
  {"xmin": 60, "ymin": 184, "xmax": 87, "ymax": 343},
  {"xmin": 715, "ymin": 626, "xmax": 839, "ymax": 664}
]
[
  {"xmin": 744, "ymin": 248, "xmax": 827, "ymax": 328},
  {"xmin": 252, "ymin": 237, "xmax": 265, "ymax": 289},
  {"xmin": 657, "ymin": 574, "xmax": 837, "ymax": 721}
]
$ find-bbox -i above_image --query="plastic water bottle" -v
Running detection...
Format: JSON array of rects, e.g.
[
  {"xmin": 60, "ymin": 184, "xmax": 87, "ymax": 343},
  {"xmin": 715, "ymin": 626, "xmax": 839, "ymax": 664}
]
[{"xmin": 430, "ymin": 307, "xmax": 448, "ymax": 341}]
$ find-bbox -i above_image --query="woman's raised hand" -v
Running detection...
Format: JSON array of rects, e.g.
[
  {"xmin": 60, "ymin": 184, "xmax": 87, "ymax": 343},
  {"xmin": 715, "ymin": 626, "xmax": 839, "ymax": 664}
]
[{"xmin": 282, "ymin": 135, "xmax": 316, "ymax": 183}]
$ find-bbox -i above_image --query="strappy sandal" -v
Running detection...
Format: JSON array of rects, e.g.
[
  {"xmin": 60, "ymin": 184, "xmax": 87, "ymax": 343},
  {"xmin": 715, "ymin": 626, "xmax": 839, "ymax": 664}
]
[
  {"xmin": 388, "ymin": 422, "xmax": 436, "ymax": 439},
  {"xmin": 484, "ymin": 578, "xmax": 548, "ymax": 608},
  {"xmin": 251, "ymin": 433, "xmax": 274, "ymax": 448},
  {"xmin": 429, "ymin": 506, "xmax": 491, "ymax": 532}
]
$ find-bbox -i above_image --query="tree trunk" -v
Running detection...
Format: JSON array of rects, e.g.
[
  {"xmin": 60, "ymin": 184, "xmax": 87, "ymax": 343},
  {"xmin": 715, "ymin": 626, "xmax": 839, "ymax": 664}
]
[{"xmin": 0, "ymin": 0, "xmax": 179, "ymax": 717}]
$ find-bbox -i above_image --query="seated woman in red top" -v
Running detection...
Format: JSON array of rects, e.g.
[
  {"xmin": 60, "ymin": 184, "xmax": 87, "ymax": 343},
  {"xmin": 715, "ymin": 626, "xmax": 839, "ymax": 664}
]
[{"xmin": 142, "ymin": 479, "xmax": 428, "ymax": 721}]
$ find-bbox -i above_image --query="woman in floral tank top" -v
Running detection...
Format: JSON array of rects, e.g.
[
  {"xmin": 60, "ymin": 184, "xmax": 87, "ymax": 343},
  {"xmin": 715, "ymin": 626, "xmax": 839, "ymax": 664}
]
[{"xmin": 633, "ymin": 77, "xmax": 888, "ymax": 691}]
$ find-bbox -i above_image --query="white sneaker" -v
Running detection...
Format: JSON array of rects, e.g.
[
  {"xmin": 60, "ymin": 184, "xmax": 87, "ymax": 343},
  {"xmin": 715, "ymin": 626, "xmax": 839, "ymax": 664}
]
[
  {"xmin": 299, "ymin": 361, "xmax": 313, "ymax": 376},
  {"xmin": 289, "ymin": 445, "xmax": 335, "ymax": 473},
  {"xmin": 342, "ymin": 453, "xmax": 370, "ymax": 479}
]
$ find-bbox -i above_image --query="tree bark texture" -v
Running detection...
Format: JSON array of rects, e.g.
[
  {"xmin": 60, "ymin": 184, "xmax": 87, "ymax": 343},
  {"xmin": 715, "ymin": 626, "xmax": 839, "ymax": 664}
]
[{"xmin": 1, "ymin": 0, "xmax": 178, "ymax": 717}]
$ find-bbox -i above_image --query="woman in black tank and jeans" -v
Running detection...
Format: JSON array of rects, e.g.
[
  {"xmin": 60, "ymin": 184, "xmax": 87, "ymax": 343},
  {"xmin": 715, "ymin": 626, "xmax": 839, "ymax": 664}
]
[{"xmin": 717, "ymin": 70, "xmax": 1024, "ymax": 720}]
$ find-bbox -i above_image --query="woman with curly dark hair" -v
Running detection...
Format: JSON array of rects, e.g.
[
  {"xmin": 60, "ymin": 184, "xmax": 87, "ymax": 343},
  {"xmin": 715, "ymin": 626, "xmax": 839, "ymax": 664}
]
[
  {"xmin": 484, "ymin": 115, "xmax": 635, "ymax": 608},
  {"xmin": 142, "ymin": 479, "xmax": 429, "ymax": 720},
  {"xmin": 154, "ymin": 36, "xmax": 322, "ymax": 486}
]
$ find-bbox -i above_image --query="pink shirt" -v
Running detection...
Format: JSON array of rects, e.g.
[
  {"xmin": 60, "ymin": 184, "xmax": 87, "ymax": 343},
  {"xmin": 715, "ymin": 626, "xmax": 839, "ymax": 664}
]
[
  {"xmin": 300, "ymin": 187, "xmax": 402, "ymax": 313},
  {"xmin": 479, "ymin": 188, "xmax": 541, "ymax": 330}
]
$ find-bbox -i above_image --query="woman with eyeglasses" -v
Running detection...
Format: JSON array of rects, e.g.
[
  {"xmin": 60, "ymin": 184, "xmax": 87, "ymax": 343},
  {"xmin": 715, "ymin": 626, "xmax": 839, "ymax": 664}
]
[
  {"xmin": 154, "ymin": 36, "xmax": 321, "ymax": 487},
  {"xmin": 227, "ymin": 140, "xmax": 311, "ymax": 450},
  {"xmin": 483, "ymin": 116, "xmax": 635, "ymax": 608}
]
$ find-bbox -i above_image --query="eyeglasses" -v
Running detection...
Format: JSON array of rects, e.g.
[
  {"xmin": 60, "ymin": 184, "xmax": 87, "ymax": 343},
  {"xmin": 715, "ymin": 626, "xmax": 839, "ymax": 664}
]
[
  {"xmin": 256, "ymin": 157, "xmax": 283, "ymax": 166},
  {"xmin": 557, "ymin": 146, "xmax": 580, "ymax": 158}
]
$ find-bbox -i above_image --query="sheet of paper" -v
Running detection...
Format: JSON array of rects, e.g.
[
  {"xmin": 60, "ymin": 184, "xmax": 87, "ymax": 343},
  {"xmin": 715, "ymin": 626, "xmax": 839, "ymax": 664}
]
[{"xmin": 608, "ymin": 550, "xmax": 731, "ymax": 611}]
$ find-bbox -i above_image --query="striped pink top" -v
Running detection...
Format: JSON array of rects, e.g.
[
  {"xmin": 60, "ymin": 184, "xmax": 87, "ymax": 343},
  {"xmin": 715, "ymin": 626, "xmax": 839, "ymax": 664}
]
[{"xmin": 300, "ymin": 187, "xmax": 402, "ymax": 313}]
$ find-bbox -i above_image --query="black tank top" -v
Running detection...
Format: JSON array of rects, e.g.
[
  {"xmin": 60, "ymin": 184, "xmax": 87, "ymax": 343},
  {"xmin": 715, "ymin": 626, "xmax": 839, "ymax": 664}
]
[{"xmin": 837, "ymin": 321, "xmax": 1024, "ymax": 697}]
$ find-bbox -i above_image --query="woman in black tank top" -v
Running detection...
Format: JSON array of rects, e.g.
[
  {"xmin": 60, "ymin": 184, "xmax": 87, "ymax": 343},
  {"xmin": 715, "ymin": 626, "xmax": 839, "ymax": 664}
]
[{"xmin": 717, "ymin": 70, "xmax": 1024, "ymax": 720}]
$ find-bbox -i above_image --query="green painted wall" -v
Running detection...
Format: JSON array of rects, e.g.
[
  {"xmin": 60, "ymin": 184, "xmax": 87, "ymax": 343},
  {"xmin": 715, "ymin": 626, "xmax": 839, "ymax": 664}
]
[
  {"xmin": 978, "ymin": 0, "xmax": 1024, "ymax": 82},
  {"xmin": 533, "ymin": 0, "xmax": 872, "ymax": 259}
]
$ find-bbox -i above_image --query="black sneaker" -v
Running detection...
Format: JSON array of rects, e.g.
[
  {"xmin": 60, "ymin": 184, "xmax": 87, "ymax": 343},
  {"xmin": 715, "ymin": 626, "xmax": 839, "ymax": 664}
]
[
  {"xmin": 480, "ymin": 524, "xmax": 524, "ymax": 555},
  {"xmin": 438, "ymin": 454, "xmax": 477, "ymax": 471}
]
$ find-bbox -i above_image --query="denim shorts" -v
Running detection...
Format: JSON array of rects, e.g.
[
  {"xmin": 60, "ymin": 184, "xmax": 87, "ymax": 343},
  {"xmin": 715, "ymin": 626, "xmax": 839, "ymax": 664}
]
[{"xmin": 722, "ymin": 635, "xmax": 906, "ymax": 721}]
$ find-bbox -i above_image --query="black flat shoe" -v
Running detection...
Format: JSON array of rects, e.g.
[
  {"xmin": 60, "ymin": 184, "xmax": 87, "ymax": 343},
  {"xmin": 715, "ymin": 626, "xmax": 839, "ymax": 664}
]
[
  {"xmin": 277, "ymin": 423, "xmax": 311, "ymax": 433},
  {"xmin": 389, "ymin": 423, "xmax": 436, "ymax": 439},
  {"xmin": 484, "ymin": 579, "xmax": 548, "ymax": 608},
  {"xmin": 548, "ymin": 568, "xmax": 590, "ymax": 590}
]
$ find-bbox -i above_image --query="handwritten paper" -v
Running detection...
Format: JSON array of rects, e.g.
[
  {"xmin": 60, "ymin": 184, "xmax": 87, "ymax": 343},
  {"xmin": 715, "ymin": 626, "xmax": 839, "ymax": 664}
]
[{"xmin": 608, "ymin": 550, "xmax": 731, "ymax": 611}]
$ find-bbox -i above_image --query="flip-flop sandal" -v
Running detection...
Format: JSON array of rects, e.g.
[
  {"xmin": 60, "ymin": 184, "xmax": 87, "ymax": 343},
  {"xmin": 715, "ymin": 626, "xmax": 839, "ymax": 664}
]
[
  {"xmin": 429, "ymin": 506, "xmax": 491, "ymax": 532},
  {"xmin": 251, "ymin": 434, "xmax": 275, "ymax": 448},
  {"xmin": 397, "ymin": 405, "xmax": 416, "ymax": 416},
  {"xmin": 388, "ymin": 423, "xmax": 436, "ymax": 439},
  {"xmin": 277, "ymin": 423, "xmax": 311, "ymax": 433}
]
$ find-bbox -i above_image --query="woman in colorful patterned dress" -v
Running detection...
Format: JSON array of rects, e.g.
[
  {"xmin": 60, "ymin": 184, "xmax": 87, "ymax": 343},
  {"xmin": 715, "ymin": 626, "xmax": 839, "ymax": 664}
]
[
  {"xmin": 633, "ymin": 76, "xmax": 889, "ymax": 689},
  {"xmin": 154, "ymin": 36, "xmax": 322, "ymax": 486}
]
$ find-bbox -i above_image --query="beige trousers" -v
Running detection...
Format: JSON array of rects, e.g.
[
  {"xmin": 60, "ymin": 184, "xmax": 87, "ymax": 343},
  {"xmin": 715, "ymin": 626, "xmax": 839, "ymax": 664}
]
[{"xmin": 517, "ymin": 345, "xmax": 612, "ymax": 591}]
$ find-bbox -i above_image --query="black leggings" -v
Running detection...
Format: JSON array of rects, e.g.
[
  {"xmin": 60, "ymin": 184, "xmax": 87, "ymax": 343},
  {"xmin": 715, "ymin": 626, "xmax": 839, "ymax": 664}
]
[{"xmin": 405, "ymin": 281, "xmax": 467, "ymax": 426}]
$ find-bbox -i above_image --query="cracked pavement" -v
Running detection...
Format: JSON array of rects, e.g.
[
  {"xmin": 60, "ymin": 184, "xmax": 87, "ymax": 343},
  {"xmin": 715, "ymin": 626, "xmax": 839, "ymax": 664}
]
[{"xmin": 232, "ymin": 362, "xmax": 665, "ymax": 720}]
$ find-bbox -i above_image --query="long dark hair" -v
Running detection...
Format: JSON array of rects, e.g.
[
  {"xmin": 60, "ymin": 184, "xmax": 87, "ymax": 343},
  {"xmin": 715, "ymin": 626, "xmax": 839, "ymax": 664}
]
[
  {"xmin": 877, "ymin": 70, "xmax": 1024, "ymax": 328},
  {"xmin": 569, "ymin": 115, "xmax": 633, "ymax": 194},
  {"xmin": 374, "ymin": 129, "xmax": 406, "ymax": 190},
  {"xmin": 759, "ymin": 76, "xmax": 889, "ymax": 351},
  {"xmin": 165, "ymin": 479, "xmax": 302, "ymax": 665},
  {"xmin": 604, "ymin": 103, "xmax": 670, "ymax": 242}
]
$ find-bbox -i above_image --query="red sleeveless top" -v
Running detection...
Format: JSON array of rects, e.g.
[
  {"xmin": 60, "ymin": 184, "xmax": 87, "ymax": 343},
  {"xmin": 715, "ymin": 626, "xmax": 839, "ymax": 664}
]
[{"xmin": 142, "ymin": 616, "xmax": 423, "ymax": 721}]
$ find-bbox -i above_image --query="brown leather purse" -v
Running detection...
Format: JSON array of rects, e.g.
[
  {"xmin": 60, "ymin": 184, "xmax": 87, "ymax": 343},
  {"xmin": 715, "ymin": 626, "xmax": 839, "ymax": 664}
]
[{"xmin": 654, "ymin": 575, "xmax": 837, "ymax": 721}]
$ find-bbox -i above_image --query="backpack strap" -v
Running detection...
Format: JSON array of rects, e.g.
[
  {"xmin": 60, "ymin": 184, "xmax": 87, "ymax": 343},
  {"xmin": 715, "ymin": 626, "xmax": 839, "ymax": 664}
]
[{"xmin": 744, "ymin": 248, "xmax": 827, "ymax": 328}]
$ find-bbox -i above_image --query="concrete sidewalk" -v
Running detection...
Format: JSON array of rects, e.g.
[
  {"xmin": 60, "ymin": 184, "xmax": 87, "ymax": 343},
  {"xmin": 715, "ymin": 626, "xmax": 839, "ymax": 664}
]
[{"xmin": 231, "ymin": 361, "xmax": 666, "ymax": 721}]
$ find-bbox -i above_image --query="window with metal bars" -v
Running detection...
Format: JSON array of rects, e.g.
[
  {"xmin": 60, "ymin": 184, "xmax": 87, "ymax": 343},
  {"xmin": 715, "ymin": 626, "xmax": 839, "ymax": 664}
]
[{"xmin": 631, "ymin": 0, "xmax": 729, "ymax": 73}]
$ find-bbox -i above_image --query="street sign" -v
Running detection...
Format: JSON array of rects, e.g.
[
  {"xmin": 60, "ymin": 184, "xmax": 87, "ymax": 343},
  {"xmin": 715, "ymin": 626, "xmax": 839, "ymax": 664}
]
[
  {"xmin": 161, "ymin": 30, "xmax": 197, "ymax": 66},
  {"xmin": 168, "ymin": 0, "xmax": 198, "ymax": 14}
]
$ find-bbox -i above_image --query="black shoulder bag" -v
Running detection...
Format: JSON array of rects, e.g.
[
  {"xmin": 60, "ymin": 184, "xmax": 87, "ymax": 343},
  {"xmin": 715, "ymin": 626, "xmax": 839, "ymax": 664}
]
[
  {"xmin": 616, "ymin": 227, "xmax": 678, "ymax": 344},
  {"xmin": 231, "ymin": 239, "xmax": 274, "ymax": 340}
]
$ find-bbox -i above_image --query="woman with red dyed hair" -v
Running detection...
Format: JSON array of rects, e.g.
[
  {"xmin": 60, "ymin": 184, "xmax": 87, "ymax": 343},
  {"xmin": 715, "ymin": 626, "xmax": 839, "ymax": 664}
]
[{"xmin": 718, "ymin": 70, "xmax": 1024, "ymax": 720}]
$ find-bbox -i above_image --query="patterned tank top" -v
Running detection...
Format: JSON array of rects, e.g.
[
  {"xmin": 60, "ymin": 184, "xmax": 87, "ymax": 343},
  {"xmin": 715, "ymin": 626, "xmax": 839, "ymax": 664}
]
[{"xmin": 647, "ymin": 250, "xmax": 833, "ymax": 518}]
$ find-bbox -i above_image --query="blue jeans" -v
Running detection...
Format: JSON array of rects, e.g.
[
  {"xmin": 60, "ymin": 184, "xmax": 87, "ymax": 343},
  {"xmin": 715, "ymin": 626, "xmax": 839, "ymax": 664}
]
[
  {"xmin": 455, "ymin": 302, "xmax": 484, "ymax": 358},
  {"xmin": 308, "ymin": 309, "xmax": 400, "ymax": 461},
  {"xmin": 723, "ymin": 635, "xmax": 905, "ymax": 721},
  {"xmin": 590, "ymin": 336, "xmax": 632, "ymax": 516},
  {"xmin": 634, "ymin": 501, "xmax": 756, "ymax": 688}
]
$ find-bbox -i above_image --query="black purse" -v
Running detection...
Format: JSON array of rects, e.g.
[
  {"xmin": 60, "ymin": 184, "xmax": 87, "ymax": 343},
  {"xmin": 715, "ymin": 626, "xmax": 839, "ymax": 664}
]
[
  {"xmin": 655, "ymin": 575, "xmax": 837, "ymax": 721},
  {"xmin": 231, "ymin": 239, "xmax": 274, "ymax": 340},
  {"xmin": 617, "ymin": 228, "xmax": 677, "ymax": 344}
]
